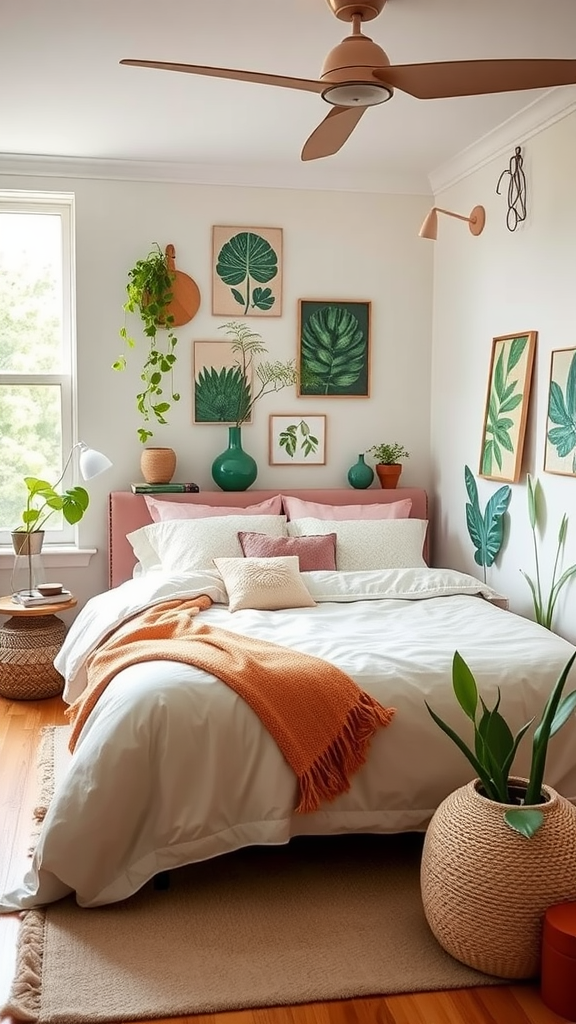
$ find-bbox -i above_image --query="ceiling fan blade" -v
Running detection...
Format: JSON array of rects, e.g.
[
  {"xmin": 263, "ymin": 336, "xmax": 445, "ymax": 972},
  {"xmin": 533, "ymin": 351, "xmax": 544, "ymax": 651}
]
[
  {"xmin": 301, "ymin": 106, "xmax": 367, "ymax": 161},
  {"xmin": 374, "ymin": 58, "xmax": 576, "ymax": 100},
  {"xmin": 120, "ymin": 59, "xmax": 325, "ymax": 95}
]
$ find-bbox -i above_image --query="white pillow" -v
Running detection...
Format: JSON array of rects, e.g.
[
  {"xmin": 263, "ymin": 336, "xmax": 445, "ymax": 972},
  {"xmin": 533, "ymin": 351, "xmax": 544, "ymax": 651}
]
[
  {"xmin": 287, "ymin": 517, "xmax": 427, "ymax": 571},
  {"xmin": 127, "ymin": 515, "xmax": 287, "ymax": 574},
  {"xmin": 213, "ymin": 556, "xmax": 316, "ymax": 612}
]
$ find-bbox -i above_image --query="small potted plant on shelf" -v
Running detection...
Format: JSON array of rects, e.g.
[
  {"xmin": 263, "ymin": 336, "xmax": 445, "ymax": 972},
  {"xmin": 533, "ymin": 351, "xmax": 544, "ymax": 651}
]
[
  {"xmin": 113, "ymin": 243, "xmax": 180, "ymax": 445},
  {"xmin": 366, "ymin": 442, "xmax": 410, "ymax": 489}
]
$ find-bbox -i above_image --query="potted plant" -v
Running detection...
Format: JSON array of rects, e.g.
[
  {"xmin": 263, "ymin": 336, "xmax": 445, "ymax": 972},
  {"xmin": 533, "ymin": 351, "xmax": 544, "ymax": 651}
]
[
  {"xmin": 11, "ymin": 477, "xmax": 89, "ymax": 594},
  {"xmin": 200, "ymin": 320, "xmax": 298, "ymax": 491},
  {"xmin": 113, "ymin": 243, "xmax": 180, "ymax": 446},
  {"xmin": 421, "ymin": 649, "xmax": 576, "ymax": 979},
  {"xmin": 366, "ymin": 442, "xmax": 410, "ymax": 489}
]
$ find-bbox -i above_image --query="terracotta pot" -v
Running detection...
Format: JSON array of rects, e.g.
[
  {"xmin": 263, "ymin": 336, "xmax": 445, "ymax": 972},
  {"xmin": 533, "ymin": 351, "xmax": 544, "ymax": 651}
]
[
  {"xmin": 375, "ymin": 463, "xmax": 402, "ymax": 489},
  {"xmin": 420, "ymin": 777, "xmax": 576, "ymax": 979},
  {"xmin": 140, "ymin": 447, "xmax": 177, "ymax": 485}
]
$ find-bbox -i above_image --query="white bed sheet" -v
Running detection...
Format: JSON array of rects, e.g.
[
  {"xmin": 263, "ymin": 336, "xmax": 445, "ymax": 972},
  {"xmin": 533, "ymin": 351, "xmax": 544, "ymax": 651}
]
[{"xmin": 2, "ymin": 567, "xmax": 575, "ymax": 911}]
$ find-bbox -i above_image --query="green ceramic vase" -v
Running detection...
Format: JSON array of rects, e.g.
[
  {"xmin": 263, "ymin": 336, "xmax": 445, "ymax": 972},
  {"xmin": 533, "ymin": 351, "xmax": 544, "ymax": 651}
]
[
  {"xmin": 211, "ymin": 426, "xmax": 258, "ymax": 491},
  {"xmin": 347, "ymin": 453, "xmax": 374, "ymax": 489}
]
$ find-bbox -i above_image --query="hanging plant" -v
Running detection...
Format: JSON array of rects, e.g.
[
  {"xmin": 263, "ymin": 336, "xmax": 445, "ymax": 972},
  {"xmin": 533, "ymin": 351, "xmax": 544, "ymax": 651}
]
[{"xmin": 113, "ymin": 243, "xmax": 180, "ymax": 443}]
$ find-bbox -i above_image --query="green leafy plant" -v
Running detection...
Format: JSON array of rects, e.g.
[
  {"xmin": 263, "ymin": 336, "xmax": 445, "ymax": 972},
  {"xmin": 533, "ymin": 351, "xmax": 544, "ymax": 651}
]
[
  {"xmin": 366, "ymin": 442, "xmax": 410, "ymax": 465},
  {"xmin": 278, "ymin": 420, "xmax": 319, "ymax": 459},
  {"xmin": 215, "ymin": 232, "xmax": 278, "ymax": 314},
  {"xmin": 195, "ymin": 321, "xmax": 297, "ymax": 427},
  {"xmin": 482, "ymin": 335, "xmax": 527, "ymax": 476},
  {"xmin": 299, "ymin": 306, "xmax": 366, "ymax": 395},
  {"xmin": 426, "ymin": 648, "xmax": 576, "ymax": 837},
  {"xmin": 520, "ymin": 474, "xmax": 576, "ymax": 630},
  {"xmin": 547, "ymin": 349, "xmax": 576, "ymax": 473},
  {"xmin": 464, "ymin": 465, "xmax": 511, "ymax": 582},
  {"xmin": 113, "ymin": 243, "xmax": 180, "ymax": 443},
  {"xmin": 14, "ymin": 477, "xmax": 89, "ymax": 533}
]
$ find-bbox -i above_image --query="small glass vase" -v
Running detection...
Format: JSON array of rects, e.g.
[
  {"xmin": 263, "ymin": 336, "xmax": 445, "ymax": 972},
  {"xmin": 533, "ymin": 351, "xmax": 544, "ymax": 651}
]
[
  {"xmin": 347, "ymin": 453, "xmax": 374, "ymax": 490},
  {"xmin": 211, "ymin": 426, "xmax": 258, "ymax": 492},
  {"xmin": 11, "ymin": 531, "xmax": 46, "ymax": 596}
]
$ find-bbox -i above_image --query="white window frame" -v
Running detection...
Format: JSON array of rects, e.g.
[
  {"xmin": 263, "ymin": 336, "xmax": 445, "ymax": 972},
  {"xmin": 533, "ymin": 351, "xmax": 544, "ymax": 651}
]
[{"xmin": 0, "ymin": 190, "xmax": 78, "ymax": 547}]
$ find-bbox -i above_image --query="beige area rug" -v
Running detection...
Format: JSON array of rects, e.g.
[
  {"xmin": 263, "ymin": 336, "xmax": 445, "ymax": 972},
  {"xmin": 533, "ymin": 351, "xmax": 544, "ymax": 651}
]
[{"xmin": 6, "ymin": 726, "xmax": 504, "ymax": 1024}]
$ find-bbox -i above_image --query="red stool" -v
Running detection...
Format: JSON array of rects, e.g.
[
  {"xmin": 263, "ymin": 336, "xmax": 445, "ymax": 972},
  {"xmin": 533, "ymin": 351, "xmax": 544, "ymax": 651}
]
[{"xmin": 541, "ymin": 902, "xmax": 576, "ymax": 1021}]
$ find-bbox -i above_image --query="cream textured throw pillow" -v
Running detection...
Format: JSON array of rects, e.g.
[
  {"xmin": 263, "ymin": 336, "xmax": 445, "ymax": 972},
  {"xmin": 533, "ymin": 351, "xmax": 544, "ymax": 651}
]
[
  {"xmin": 213, "ymin": 556, "xmax": 316, "ymax": 612},
  {"xmin": 287, "ymin": 517, "xmax": 428, "ymax": 571},
  {"xmin": 127, "ymin": 515, "xmax": 287, "ymax": 574}
]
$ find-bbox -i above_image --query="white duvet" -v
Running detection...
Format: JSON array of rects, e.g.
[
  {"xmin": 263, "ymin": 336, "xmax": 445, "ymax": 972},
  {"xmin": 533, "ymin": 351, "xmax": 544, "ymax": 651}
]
[{"xmin": 2, "ymin": 566, "xmax": 575, "ymax": 911}]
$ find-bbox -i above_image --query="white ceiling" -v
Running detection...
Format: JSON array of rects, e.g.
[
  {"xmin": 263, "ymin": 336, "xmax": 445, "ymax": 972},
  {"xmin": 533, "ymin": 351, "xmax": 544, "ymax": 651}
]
[{"xmin": 2, "ymin": 0, "xmax": 576, "ymax": 194}]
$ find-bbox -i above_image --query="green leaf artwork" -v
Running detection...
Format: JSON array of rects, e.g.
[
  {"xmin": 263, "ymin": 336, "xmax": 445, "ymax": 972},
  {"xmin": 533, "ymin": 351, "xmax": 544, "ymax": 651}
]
[
  {"xmin": 278, "ymin": 420, "xmax": 319, "ymax": 459},
  {"xmin": 215, "ymin": 231, "xmax": 278, "ymax": 314},
  {"xmin": 464, "ymin": 465, "xmax": 511, "ymax": 582},
  {"xmin": 195, "ymin": 365, "xmax": 251, "ymax": 424},
  {"xmin": 481, "ymin": 334, "xmax": 528, "ymax": 478},
  {"xmin": 298, "ymin": 301, "xmax": 370, "ymax": 397},
  {"xmin": 546, "ymin": 348, "xmax": 576, "ymax": 474}
]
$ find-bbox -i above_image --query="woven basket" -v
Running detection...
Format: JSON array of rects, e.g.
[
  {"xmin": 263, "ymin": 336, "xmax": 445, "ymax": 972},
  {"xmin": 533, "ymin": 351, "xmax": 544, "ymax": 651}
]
[
  {"xmin": 421, "ymin": 777, "xmax": 576, "ymax": 979},
  {"xmin": 140, "ymin": 447, "xmax": 177, "ymax": 485},
  {"xmin": 0, "ymin": 615, "xmax": 66, "ymax": 700}
]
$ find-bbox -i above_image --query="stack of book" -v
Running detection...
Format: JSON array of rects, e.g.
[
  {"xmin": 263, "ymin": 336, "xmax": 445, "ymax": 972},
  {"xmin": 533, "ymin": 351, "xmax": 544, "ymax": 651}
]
[
  {"xmin": 130, "ymin": 482, "xmax": 200, "ymax": 494},
  {"xmin": 13, "ymin": 588, "xmax": 73, "ymax": 608}
]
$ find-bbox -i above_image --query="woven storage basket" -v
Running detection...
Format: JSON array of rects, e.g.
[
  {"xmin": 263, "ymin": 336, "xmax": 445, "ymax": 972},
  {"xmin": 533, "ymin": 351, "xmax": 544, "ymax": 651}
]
[
  {"xmin": 0, "ymin": 615, "xmax": 66, "ymax": 700},
  {"xmin": 140, "ymin": 447, "xmax": 177, "ymax": 485},
  {"xmin": 421, "ymin": 777, "xmax": 576, "ymax": 979}
]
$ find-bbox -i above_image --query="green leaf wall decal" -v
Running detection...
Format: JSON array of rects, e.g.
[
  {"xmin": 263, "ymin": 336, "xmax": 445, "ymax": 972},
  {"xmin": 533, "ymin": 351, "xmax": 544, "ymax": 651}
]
[{"xmin": 465, "ymin": 465, "xmax": 511, "ymax": 579}]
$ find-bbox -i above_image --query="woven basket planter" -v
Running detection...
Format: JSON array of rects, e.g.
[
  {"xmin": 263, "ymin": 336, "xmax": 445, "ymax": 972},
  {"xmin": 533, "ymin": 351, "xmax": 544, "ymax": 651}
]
[
  {"xmin": 140, "ymin": 447, "xmax": 177, "ymax": 485},
  {"xmin": 421, "ymin": 777, "xmax": 576, "ymax": 979}
]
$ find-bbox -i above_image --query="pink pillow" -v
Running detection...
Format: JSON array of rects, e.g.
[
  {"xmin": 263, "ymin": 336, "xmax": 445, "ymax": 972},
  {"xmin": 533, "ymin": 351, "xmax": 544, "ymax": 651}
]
[
  {"xmin": 144, "ymin": 494, "xmax": 283, "ymax": 523},
  {"xmin": 281, "ymin": 495, "xmax": 412, "ymax": 522},
  {"xmin": 238, "ymin": 531, "xmax": 337, "ymax": 571}
]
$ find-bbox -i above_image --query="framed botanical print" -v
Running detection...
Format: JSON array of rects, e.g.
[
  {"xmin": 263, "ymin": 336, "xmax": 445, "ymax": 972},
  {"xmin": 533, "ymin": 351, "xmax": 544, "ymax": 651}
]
[
  {"xmin": 269, "ymin": 414, "xmax": 326, "ymax": 465},
  {"xmin": 193, "ymin": 340, "xmax": 252, "ymax": 424},
  {"xmin": 479, "ymin": 330, "xmax": 537, "ymax": 482},
  {"xmin": 212, "ymin": 226, "xmax": 282, "ymax": 316},
  {"xmin": 297, "ymin": 299, "xmax": 371, "ymax": 397},
  {"xmin": 544, "ymin": 346, "xmax": 576, "ymax": 477}
]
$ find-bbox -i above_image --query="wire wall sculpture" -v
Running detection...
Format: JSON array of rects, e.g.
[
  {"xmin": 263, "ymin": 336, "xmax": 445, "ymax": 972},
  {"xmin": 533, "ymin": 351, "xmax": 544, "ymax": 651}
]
[{"xmin": 496, "ymin": 146, "xmax": 527, "ymax": 232}]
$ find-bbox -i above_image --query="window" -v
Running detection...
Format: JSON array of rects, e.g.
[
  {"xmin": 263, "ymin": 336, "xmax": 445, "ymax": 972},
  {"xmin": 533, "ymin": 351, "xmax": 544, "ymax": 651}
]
[{"xmin": 0, "ymin": 191, "xmax": 76, "ymax": 544}]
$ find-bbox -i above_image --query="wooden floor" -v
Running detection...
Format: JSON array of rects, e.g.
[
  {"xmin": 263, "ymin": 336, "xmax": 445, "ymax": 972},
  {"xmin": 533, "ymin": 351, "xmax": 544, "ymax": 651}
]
[{"xmin": 0, "ymin": 695, "xmax": 569, "ymax": 1024}]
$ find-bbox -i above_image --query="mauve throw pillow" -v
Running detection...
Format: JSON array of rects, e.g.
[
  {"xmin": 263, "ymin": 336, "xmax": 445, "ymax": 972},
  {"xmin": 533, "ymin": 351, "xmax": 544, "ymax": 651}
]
[{"xmin": 238, "ymin": 531, "xmax": 337, "ymax": 572}]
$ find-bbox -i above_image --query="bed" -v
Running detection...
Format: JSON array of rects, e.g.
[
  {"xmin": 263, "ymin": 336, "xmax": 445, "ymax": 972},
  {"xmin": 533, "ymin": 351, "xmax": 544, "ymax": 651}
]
[{"xmin": 2, "ymin": 487, "xmax": 575, "ymax": 912}]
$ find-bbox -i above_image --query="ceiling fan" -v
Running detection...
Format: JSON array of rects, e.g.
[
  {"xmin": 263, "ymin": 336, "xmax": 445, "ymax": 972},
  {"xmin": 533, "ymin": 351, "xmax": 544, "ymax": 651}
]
[{"xmin": 120, "ymin": 0, "xmax": 576, "ymax": 161}]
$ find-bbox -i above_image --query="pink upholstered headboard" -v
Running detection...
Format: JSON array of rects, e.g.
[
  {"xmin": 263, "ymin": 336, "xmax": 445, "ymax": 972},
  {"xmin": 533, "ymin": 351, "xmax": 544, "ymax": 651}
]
[{"xmin": 108, "ymin": 488, "xmax": 430, "ymax": 588}]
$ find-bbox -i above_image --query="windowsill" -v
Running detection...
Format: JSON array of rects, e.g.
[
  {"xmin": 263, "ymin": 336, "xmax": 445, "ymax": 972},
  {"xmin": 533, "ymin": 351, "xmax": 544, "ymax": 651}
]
[{"xmin": 0, "ymin": 547, "xmax": 97, "ymax": 568}]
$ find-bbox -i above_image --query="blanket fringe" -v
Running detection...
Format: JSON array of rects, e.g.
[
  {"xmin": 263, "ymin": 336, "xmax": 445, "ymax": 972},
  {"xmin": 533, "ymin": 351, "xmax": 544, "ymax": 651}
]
[
  {"xmin": 0, "ymin": 908, "xmax": 45, "ymax": 1023},
  {"xmin": 296, "ymin": 694, "xmax": 395, "ymax": 814}
]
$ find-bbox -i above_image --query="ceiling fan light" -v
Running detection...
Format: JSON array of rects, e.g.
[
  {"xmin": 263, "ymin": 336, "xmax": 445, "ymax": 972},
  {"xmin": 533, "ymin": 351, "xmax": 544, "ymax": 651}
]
[{"xmin": 322, "ymin": 82, "xmax": 392, "ymax": 106}]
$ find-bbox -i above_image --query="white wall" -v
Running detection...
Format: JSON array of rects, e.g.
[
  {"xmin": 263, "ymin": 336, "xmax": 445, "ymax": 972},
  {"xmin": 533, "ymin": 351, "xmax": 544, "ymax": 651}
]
[
  {"xmin": 430, "ymin": 111, "xmax": 576, "ymax": 643},
  {"xmin": 0, "ymin": 172, "xmax": 433, "ymax": 607}
]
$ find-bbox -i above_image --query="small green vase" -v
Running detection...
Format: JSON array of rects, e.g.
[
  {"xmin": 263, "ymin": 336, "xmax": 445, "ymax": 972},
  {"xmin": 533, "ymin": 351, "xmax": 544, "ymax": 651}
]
[
  {"xmin": 211, "ymin": 426, "xmax": 258, "ymax": 492},
  {"xmin": 347, "ymin": 453, "xmax": 374, "ymax": 489}
]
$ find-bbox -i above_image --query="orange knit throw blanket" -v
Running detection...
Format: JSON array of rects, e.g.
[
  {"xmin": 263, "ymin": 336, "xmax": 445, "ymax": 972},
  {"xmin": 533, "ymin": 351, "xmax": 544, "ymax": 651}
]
[{"xmin": 66, "ymin": 597, "xmax": 395, "ymax": 813}]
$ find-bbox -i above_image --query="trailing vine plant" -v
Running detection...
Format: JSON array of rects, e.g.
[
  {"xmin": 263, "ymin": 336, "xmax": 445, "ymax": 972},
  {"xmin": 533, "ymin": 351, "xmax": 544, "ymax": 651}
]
[{"xmin": 113, "ymin": 243, "xmax": 180, "ymax": 443}]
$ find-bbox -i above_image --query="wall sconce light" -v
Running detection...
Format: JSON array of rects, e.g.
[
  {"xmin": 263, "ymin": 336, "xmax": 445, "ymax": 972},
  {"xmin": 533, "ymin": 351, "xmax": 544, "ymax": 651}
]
[{"xmin": 419, "ymin": 205, "xmax": 486, "ymax": 240}]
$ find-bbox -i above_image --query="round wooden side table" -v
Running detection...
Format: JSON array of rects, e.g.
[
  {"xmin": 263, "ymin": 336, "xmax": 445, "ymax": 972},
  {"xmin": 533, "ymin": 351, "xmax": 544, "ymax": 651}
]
[{"xmin": 0, "ymin": 595, "xmax": 77, "ymax": 700}]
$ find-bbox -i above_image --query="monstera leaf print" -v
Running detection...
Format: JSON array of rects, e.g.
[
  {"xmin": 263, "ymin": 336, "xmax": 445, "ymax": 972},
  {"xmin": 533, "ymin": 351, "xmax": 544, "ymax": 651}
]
[
  {"xmin": 300, "ymin": 306, "xmax": 366, "ymax": 395},
  {"xmin": 195, "ymin": 366, "xmax": 251, "ymax": 423},
  {"xmin": 464, "ymin": 465, "xmax": 511, "ymax": 581},
  {"xmin": 216, "ymin": 232, "xmax": 278, "ymax": 314},
  {"xmin": 547, "ymin": 350, "xmax": 576, "ymax": 472},
  {"xmin": 482, "ymin": 335, "xmax": 527, "ymax": 476}
]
